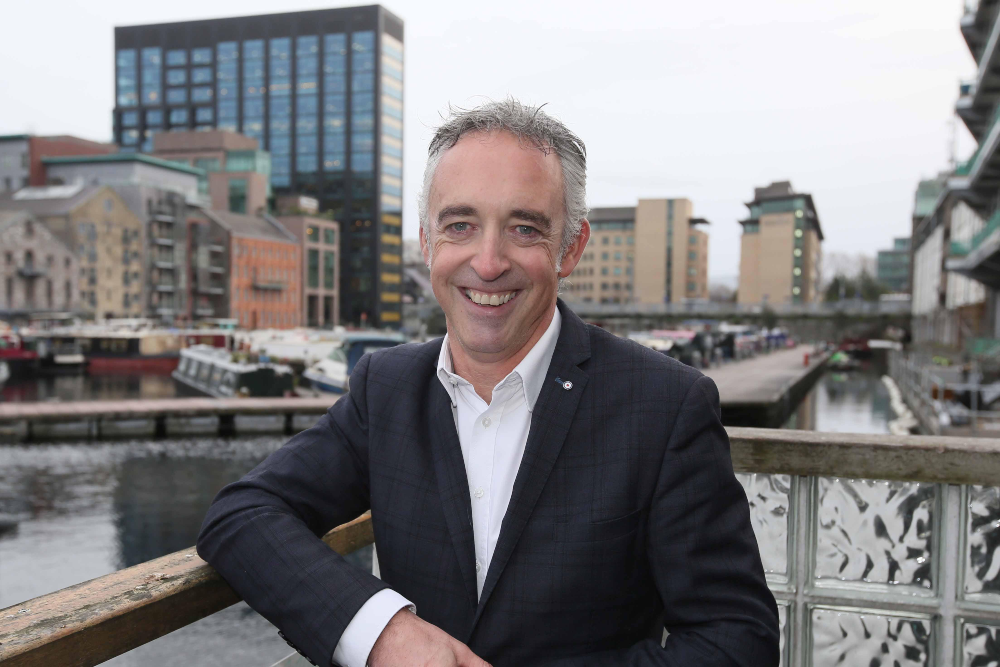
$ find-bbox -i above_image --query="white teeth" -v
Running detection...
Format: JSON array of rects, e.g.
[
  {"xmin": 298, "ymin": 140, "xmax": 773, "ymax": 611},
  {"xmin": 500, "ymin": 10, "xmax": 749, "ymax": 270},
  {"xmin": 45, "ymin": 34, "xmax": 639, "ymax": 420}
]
[{"xmin": 465, "ymin": 290, "xmax": 516, "ymax": 307}]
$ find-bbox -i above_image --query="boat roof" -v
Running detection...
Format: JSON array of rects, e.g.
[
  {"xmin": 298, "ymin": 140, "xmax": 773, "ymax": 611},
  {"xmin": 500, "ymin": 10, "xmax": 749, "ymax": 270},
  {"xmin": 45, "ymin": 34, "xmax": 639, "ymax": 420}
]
[
  {"xmin": 182, "ymin": 344, "xmax": 292, "ymax": 373},
  {"xmin": 343, "ymin": 332, "xmax": 407, "ymax": 343}
]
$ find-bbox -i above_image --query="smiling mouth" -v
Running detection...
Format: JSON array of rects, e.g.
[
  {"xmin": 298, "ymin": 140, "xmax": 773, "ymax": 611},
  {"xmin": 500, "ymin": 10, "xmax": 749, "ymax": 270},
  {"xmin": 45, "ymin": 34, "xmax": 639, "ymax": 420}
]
[{"xmin": 464, "ymin": 289, "xmax": 518, "ymax": 307}]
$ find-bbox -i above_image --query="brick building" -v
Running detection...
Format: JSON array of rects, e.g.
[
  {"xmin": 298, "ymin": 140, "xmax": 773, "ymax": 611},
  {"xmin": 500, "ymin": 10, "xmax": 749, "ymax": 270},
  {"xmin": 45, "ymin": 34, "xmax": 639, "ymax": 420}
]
[
  {"xmin": 275, "ymin": 195, "xmax": 340, "ymax": 327},
  {"xmin": 0, "ymin": 211, "xmax": 80, "ymax": 317},
  {"xmin": 192, "ymin": 210, "xmax": 300, "ymax": 328},
  {"xmin": 0, "ymin": 134, "xmax": 117, "ymax": 193},
  {"xmin": 0, "ymin": 183, "xmax": 145, "ymax": 318}
]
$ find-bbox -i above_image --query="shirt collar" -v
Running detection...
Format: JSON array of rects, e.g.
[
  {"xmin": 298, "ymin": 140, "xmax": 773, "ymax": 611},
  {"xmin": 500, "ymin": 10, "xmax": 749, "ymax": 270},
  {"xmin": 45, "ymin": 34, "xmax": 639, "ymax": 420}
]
[{"xmin": 436, "ymin": 306, "xmax": 562, "ymax": 412}]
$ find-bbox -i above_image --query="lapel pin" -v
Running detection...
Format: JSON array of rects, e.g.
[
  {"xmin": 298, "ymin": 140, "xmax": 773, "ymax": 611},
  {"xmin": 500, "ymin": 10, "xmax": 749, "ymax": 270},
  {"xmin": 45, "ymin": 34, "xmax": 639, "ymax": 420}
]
[{"xmin": 554, "ymin": 377, "xmax": 573, "ymax": 390}]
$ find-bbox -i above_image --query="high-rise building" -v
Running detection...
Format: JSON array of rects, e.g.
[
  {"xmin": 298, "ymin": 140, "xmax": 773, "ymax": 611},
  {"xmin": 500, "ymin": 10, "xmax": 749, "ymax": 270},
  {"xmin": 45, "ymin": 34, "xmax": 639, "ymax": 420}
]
[
  {"xmin": 113, "ymin": 5, "xmax": 404, "ymax": 327},
  {"xmin": 0, "ymin": 134, "xmax": 117, "ymax": 193},
  {"xmin": 877, "ymin": 237, "xmax": 911, "ymax": 293},
  {"xmin": 737, "ymin": 181, "xmax": 823, "ymax": 306},
  {"xmin": 563, "ymin": 198, "xmax": 709, "ymax": 305}
]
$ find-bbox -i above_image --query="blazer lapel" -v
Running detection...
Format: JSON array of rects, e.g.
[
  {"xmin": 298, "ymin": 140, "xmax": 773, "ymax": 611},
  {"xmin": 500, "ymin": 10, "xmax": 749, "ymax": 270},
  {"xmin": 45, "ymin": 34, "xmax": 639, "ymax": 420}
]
[
  {"xmin": 471, "ymin": 301, "xmax": 591, "ymax": 628},
  {"xmin": 427, "ymin": 374, "xmax": 480, "ymax": 610}
]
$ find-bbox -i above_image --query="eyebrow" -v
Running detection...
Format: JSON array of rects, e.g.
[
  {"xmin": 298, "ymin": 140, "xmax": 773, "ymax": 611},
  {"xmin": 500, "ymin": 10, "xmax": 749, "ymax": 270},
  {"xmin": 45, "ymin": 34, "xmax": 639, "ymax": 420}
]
[
  {"xmin": 437, "ymin": 205, "xmax": 478, "ymax": 223},
  {"xmin": 510, "ymin": 208, "xmax": 552, "ymax": 229}
]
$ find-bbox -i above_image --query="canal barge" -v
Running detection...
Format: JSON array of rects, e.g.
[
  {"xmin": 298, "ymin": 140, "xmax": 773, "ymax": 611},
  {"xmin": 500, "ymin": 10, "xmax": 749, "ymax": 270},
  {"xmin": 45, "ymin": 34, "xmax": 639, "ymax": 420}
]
[
  {"xmin": 172, "ymin": 345, "xmax": 294, "ymax": 398},
  {"xmin": 302, "ymin": 332, "xmax": 406, "ymax": 394}
]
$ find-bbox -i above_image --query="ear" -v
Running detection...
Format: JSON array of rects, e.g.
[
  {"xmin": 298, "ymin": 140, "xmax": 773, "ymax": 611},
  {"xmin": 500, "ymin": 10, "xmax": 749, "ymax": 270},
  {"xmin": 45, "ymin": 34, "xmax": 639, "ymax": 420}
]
[
  {"xmin": 419, "ymin": 225, "xmax": 431, "ymax": 268},
  {"xmin": 557, "ymin": 219, "xmax": 591, "ymax": 278}
]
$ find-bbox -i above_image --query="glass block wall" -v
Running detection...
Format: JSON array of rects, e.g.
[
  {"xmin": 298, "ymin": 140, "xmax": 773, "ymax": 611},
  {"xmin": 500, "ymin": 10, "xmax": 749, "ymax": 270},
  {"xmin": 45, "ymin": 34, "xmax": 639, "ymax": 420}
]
[{"xmin": 736, "ymin": 473, "xmax": 1000, "ymax": 665}]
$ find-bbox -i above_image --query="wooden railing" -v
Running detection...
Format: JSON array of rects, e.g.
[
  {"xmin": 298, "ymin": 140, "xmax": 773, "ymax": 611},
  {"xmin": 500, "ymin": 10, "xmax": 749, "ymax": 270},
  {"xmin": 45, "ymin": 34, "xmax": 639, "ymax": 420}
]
[{"xmin": 2, "ymin": 428, "xmax": 999, "ymax": 666}]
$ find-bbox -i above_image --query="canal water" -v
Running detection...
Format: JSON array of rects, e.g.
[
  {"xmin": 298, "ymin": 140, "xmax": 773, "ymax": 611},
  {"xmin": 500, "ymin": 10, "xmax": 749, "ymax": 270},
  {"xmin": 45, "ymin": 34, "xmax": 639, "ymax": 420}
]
[{"xmin": 0, "ymin": 363, "xmax": 895, "ymax": 665}]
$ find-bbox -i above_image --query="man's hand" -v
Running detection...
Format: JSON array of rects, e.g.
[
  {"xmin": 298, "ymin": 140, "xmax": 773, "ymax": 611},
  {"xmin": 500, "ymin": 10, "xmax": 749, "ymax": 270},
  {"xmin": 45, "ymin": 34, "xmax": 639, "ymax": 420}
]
[{"xmin": 367, "ymin": 609, "xmax": 492, "ymax": 667}]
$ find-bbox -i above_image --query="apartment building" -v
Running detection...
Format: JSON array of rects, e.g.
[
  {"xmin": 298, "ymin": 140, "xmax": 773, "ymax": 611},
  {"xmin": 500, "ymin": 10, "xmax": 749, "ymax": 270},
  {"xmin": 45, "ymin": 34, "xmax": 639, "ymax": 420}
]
[
  {"xmin": 737, "ymin": 181, "xmax": 823, "ymax": 306},
  {"xmin": 0, "ymin": 211, "xmax": 80, "ymax": 315},
  {"xmin": 564, "ymin": 198, "xmax": 709, "ymax": 304},
  {"xmin": 275, "ymin": 196, "xmax": 340, "ymax": 328}
]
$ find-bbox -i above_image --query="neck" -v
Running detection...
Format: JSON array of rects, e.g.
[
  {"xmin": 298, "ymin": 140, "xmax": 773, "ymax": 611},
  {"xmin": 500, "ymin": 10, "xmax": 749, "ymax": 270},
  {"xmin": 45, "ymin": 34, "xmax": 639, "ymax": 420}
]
[{"xmin": 449, "ymin": 303, "xmax": 556, "ymax": 403}]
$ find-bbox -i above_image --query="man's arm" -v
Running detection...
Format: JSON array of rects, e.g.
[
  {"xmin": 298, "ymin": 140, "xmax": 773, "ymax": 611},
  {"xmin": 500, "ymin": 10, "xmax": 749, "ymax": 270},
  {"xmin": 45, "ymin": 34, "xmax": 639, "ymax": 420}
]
[
  {"xmin": 557, "ymin": 374, "xmax": 780, "ymax": 667},
  {"xmin": 197, "ymin": 353, "xmax": 390, "ymax": 666}
]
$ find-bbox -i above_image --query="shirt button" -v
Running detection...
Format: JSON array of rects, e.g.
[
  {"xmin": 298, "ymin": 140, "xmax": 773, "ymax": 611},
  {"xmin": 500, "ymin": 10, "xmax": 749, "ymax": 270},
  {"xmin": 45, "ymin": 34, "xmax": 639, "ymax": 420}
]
[
  {"xmin": 482, "ymin": 417, "xmax": 491, "ymax": 427},
  {"xmin": 475, "ymin": 561, "xmax": 482, "ymax": 573},
  {"xmin": 449, "ymin": 378, "xmax": 458, "ymax": 385},
  {"xmin": 474, "ymin": 487, "xmax": 484, "ymax": 498}
]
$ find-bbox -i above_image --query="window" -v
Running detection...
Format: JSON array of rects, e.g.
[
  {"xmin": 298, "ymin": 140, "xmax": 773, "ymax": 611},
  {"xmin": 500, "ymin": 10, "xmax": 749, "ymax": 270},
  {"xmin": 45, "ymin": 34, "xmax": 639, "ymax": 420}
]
[
  {"xmin": 614, "ymin": 252, "xmax": 621, "ymax": 261},
  {"xmin": 192, "ymin": 86, "xmax": 213, "ymax": 102},
  {"xmin": 688, "ymin": 251, "xmax": 696, "ymax": 260},
  {"xmin": 122, "ymin": 111, "xmax": 138, "ymax": 127},
  {"xmin": 116, "ymin": 49, "xmax": 138, "ymax": 107},
  {"xmin": 601, "ymin": 267, "xmax": 608, "ymax": 276},
  {"xmin": 141, "ymin": 47, "xmax": 162, "ymax": 105},
  {"xmin": 323, "ymin": 251, "xmax": 336, "ymax": 289},
  {"xmin": 602, "ymin": 236, "xmax": 609, "ymax": 245},
  {"xmin": 601, "ymin": 252, "xmax": 609, "ymax": 261},
  {"xmin": 192, "ymin": 47, "xmax": 212, "ymax": 64},
  {"xmin": 308, "ymin": 249, "xmax": 319, "ymax": 288},
  {"xmin": 687, "ymin": 282, "xmax": 696, "ymax": 292},
  {"xmin": 146, "ymin": 109, "xmax": 163, "ymax": 126},
  {"xmin": 194, "ymin": 107, "xmax": 213, "ymax": 124},
  {"xmin": 167, "ymin": 88, "xmax": 187, "ymax": 104},
  {"xmin": 228, "ymin": 178, "xmax": 247, "ymax": 213},
  {"xmin": 167, "ymin": 69, "xmax": 186, "ymax": 85},
  {"xmin": 324, "ymin": 228, "xmax": 336, "ymax": 245},
  {"xmin": 614, "ymin": 267, "xmax": 622, "ymax": 276},
  {"xmin": 169, "ymin": 108, "xmax": 188, "ymax": 125},
  {"xmin": 689, "ymin": 235, "xmax": 697, "ymax": 245},
  {"xmin": 166, "ymin": 49, "xmax": 186, "ymax": 66},
  {"xmin": 192, "ymin": 67, "xmax": 212, "ymax": 84}
]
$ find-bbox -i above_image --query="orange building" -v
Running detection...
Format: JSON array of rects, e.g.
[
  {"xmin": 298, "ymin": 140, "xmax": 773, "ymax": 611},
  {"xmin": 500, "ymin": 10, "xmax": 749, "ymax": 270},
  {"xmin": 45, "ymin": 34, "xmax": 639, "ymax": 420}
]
[{"xmin": 194, "ymin": 210, "xmax": 301, "ymax": 329}]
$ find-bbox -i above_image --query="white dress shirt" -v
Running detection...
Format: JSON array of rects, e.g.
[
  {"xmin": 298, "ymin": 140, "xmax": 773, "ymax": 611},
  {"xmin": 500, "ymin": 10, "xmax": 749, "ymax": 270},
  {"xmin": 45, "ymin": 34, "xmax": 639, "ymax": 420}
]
[{"xmin": 332, "ymin": 307, "xmax": 562, "ymax": 666}]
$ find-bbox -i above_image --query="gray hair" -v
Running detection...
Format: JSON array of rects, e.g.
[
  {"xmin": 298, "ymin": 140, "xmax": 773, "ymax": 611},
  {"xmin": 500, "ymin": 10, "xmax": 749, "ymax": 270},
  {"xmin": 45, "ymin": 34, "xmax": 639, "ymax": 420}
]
[{"xmin": 418, "ymin": 98, "xmax": 588, "ymax": 262}]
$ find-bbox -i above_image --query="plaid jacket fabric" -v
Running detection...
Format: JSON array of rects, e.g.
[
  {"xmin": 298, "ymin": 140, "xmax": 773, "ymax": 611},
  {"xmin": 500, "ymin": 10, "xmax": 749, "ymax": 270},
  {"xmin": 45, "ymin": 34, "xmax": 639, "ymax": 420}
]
[{"xmin": 197, "ymin": 301, "xmax": 779, "ymax": 666}]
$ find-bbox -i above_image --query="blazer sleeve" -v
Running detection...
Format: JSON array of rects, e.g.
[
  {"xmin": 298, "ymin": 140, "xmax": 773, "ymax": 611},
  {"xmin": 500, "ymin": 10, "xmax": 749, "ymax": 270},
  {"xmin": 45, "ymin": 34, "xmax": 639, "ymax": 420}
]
[
  {"xmin": 196, "ymin": 352, "xmax": 389, "ymax": 667},
  {"xmin": 560, "ymin": 374, "xmax": 780, "ymax": 667}
]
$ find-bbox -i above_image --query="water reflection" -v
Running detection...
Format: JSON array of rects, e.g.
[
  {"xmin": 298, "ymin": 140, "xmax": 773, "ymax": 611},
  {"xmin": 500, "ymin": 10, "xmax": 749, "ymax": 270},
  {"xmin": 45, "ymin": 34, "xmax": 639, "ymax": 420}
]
[
  {"xmin": 1, "ymin": 373, "xmax": 177, "ymax": 403},
  {"xmin": 784, "ymin": 362, "xmax": 894, "ymax": 434}
]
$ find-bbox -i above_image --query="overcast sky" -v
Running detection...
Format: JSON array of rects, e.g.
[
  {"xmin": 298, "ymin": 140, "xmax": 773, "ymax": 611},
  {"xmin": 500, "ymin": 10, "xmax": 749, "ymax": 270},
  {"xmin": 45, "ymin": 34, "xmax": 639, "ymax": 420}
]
[{"xmin": 0, "ymin": 0, "xmax": 974, "ymax": 286}]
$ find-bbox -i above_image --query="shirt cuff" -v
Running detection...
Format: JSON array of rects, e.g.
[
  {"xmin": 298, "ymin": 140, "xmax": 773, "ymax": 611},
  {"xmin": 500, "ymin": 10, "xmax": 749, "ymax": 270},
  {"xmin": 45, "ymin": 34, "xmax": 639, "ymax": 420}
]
[{"xmin": 331, "ymin": 589, "xmax": 414, "ymax": 667}]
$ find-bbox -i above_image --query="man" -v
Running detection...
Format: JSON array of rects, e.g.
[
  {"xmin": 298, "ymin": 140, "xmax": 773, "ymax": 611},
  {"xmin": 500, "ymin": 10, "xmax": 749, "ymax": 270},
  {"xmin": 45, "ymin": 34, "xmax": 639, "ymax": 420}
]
[{"xmin": 198, "ymin": 99, "xmax": 779, "ymax": 667}]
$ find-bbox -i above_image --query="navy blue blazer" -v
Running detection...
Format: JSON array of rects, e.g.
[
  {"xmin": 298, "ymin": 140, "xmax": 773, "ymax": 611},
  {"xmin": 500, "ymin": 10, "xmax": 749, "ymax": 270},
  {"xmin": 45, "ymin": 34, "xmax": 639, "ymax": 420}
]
[{"xmin": 197, "ymin": 301, "xmax": 779, "ymax": 666}]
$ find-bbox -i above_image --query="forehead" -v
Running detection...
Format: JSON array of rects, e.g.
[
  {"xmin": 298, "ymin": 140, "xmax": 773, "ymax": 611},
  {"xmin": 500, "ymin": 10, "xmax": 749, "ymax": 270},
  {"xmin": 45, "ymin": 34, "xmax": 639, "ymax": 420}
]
[{"xmin": 429, "ymin": 131, "xmax": 564, "ymax": 214}]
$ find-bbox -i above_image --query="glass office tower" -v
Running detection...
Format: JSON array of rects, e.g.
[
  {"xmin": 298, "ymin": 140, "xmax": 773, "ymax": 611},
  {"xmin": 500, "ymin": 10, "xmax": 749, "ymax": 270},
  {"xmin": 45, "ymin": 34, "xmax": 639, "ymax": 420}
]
[{"xmin": 113, "ymin": 6, "xmax": 404, "ymax": 327}]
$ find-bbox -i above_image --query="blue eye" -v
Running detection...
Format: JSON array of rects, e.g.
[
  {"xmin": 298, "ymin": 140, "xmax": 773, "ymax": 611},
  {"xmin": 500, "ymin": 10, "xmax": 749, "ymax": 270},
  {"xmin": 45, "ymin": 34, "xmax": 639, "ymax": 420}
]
[
  {"xmin": 451, "ymin": 222, "xmax": 469, "ymax": 232},
  {"xmin": 516, "ymin": 225, "xmax": 536, "ymax": 236}
]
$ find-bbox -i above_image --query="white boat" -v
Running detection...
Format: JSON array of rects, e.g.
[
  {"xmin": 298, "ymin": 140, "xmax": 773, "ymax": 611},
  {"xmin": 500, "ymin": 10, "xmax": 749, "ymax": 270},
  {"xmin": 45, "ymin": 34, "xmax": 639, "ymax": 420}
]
[
  {"xmin": 241, "ymin": 328, "xmax": 346, "ymax": 368},
  {"xmin": 0, "ymin": 361, "xmax": 9, "ymax": 388},
  {"xmin": 302, "ymin": 333, "xmax": 406, "ymax": 394}
]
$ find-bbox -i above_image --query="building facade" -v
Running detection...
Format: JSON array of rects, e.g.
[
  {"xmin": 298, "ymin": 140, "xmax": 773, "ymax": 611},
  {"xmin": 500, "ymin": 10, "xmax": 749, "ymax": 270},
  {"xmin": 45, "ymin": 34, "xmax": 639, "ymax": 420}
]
[
  {"xmin": 43, "ymin": 153, "xmax": 207, "ymax": 324},
  {"xmin": 0, "ymin": 211, "xmax": 80, "ymax": 316},
  {"xmin": 0, "ymin": 134, "xmax": 117, "ymax": 194},
  {"xmin": 737, "ymin": 181, "xmax": 823, "ymax": 306},
  {"xmin": 564, "ymin": 198, "xmax": 709, "ymax": 304},
  {"xmin": 876, "ymin": 237, "xmax": 911, "ymax": 293},
  {"xmin": 194, "ymin": 210, "xmax": 301, "ymax": 329},
  {"xmin": 276, "ymin": 198, "xmax": 340, "ymax": 328},
  {"xmin": 151, "ymin": 130, "xmax": 271, "ymax": 214},
  {"xmin": 113, "ymin": 5, "xmax": 404, "ymax": 327},
  {"xmin": 0, "ymin": 183, "xmax": 145, "ymax": 318}
]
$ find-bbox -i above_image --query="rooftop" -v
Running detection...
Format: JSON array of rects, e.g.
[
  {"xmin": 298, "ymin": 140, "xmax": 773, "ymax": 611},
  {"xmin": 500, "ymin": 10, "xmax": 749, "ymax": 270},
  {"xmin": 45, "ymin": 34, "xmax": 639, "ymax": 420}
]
[
  {"xmin": 152, "ymin": 130, "xmax": 259, "ymax": 155},
  {"xmin": 0, "ymin": 183, "xmax": 104, "ymax": 217},
  {"xmin": 588, "ymin": 206, "xmax": 636, "ymax": 222},
  {"xmin": 204, "ymin": 209, "xmax": 297, "ymax": 243},
  {"xmin": 42, "ymin": 153, "xmax": 205, "ymax": 178}
]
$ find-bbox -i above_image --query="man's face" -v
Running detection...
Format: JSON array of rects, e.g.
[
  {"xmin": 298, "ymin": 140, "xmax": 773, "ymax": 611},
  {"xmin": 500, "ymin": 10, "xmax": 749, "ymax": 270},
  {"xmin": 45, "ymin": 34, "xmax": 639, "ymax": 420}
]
[{"xmin": 420, "ymin": 131, "xmax": 588, "ymax": 362}]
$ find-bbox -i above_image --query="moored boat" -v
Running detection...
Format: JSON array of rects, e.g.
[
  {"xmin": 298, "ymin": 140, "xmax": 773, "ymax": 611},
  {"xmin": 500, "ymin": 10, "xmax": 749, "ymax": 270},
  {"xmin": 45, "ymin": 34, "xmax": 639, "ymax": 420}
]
[
  {"xmin": 302, "ymin": 332, "xmax": 406, "ymax": 394},
  {"xmin": 172, "ymin": 345, "xmax": 294, "ymax": 398}
]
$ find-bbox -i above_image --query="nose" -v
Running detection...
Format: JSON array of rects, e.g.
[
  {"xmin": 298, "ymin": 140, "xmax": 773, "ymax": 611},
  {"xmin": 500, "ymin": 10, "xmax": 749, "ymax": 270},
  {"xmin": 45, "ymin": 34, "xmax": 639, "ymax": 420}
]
[{"xmin": 469, "ymin": 231, "xmax": 510, "ymax": 282}]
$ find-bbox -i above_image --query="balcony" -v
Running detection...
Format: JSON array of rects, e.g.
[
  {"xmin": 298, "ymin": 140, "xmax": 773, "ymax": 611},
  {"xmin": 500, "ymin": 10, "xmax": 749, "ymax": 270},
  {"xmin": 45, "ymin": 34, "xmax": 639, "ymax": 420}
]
[
  {"xmin": 196, "ymin": 286, "xmax": 225, "ymax": 296},
  {"xmin": 154, "ymin": 260, "xmax": 175, "ymax": 270},
  {"xmin": 946, "ymin": 208, "xmax": 1000, "ymax": 286},
  {"xmin": 208, "ymin": 244, "xmax": 226, "ymax": 253},
  {"xmin": 16, "ymin": 265, "xmax": 46, "ymax": 278},
  {"xmin": 153, "ymin": 238, "xmax": 175, "ymax": 247},
  {"xmin": 208, "ymin": 266, "xmax": 225, "ymax": 274},
  {"xmin": 252, "ymin": 280, "xmax": 285, "ymax": 291},
  {"xmin": 154, "ymin": 284, "xmax": 175, "ymax": 292},
  {"xmin": 956, "ymin": 2, "xmax": 1000, "ymax": 140},
  {"xmin": 3, "ymin": 428, "xmax": 999, "ymax": 666}
]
